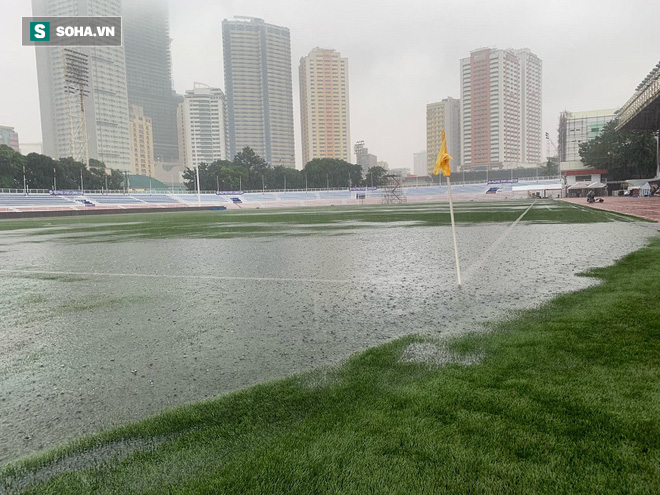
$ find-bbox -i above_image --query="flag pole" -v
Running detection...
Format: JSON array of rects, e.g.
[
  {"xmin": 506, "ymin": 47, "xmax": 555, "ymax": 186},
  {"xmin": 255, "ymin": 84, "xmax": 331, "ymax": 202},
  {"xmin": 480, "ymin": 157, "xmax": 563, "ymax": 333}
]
[
  {"xmin": 434, "ymin": 129, "xmax": 461, "ymax": 288},
  {"xmin": 446, "ymin": 174, "xmax": 462, "ymax": 287}
]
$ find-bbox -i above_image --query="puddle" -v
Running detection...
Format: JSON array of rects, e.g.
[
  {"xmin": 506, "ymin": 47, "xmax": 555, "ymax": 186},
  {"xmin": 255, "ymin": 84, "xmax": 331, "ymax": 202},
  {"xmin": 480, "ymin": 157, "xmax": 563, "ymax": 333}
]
[
  {"xmin": 0, "ymin": 220, "xmax": 656, "ymax": 466},
  {"xmin": 400, "ymin": 342, "xmax": 483, "ymax": 367},
  {"xmin": 0, "ymin": 436, "xmax": 169, "ymax": 494}
]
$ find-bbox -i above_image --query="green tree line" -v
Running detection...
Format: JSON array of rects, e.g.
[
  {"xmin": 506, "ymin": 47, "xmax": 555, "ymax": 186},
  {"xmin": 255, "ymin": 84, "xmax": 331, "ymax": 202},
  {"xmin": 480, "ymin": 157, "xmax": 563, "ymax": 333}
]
[
  {"xmin": 182, "ymin": 147, "xmax": 390, "ymax": 191},
  {"xmin": 579, "ymin": 121, "xmax": 657, "ymax": 181},
  {"xmin": 0, "ymin": 145, "xmax": 124, "ymax": 190}
]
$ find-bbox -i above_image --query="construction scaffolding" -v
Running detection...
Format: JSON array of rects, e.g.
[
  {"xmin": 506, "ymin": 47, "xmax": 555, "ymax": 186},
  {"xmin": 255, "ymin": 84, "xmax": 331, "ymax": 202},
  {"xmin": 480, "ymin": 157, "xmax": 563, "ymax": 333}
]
[
  {"xmin": 63, "ymin": 49, "xmax": 90, "ymax": 167},
  {"xmin": 382, "ymin": 174, "xmax": 407, "ymax": 204}
]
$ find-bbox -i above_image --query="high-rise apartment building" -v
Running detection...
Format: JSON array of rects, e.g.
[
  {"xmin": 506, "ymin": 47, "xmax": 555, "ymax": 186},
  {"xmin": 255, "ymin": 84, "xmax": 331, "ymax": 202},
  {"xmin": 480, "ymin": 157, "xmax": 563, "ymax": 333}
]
[
  {"xmin": 413, "ymin": 151, "xmax": 427, "ymax": 176},
  {"xmin": 558, "ymin": 109, "xmax": 617, "ymax": 165},
  {"xmin": 299, "ymin": 48, "xmax": 351, "ymax": 165},
  {"xmin": 32, "ymin": 0, "xmax": 131, "ymax": 171},
  {"xmin": 129, "ymin": 105, "xmax": 155, "ymax": 177},
  {"xmin": 354, "ymin": 141, "xmax": 377, "ymax": 173},
  {"xmin": 460, "ymin": 48, "xmax": 542, "ymax": 170},
  {"xmin": 222, "ymin": 17, "xmax": 295, "ymax": 168},
  {"xmin": 426, "ymin": 98, "xmax": 461, "ymax": 174},
  {"xmin": 0, "ymin": 126, "xmax": 20, "ymax": 152},
  {"xmin": 178, "ymin": 84, "xmax": 229, "ymax": 168},
  {"xmin": 123, "ymin": 0, "xmax": 180, "ymax": 166}
]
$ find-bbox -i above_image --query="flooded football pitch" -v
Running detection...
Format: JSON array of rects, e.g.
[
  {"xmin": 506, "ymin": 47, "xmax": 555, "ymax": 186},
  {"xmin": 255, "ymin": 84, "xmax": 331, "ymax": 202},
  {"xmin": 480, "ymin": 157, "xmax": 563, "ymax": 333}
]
[{"xmin": 0, "ymin": 202, "xmax": 657, "ymax": 465}]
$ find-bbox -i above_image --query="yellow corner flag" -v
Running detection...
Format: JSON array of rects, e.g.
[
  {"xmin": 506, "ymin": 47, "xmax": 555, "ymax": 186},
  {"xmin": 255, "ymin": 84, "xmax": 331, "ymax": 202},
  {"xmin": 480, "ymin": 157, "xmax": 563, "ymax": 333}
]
[{"xmin": 433, "ymin": 130, "xmax": 452, "ymax": 177}]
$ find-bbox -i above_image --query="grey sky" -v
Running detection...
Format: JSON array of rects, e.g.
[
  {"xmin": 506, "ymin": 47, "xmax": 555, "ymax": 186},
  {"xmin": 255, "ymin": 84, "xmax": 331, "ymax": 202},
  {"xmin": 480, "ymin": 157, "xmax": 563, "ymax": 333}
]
[{"xmin": 2, "ymin": 0, "xmax": 659, "ymax": 170}]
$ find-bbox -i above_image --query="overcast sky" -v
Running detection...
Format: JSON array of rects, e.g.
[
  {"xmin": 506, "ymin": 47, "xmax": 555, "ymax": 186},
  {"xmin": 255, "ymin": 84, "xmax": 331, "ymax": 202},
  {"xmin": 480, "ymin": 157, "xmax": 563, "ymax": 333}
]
[{"xmin": 2, "ymin": 0, "xmax": 659, "ymax": 170}]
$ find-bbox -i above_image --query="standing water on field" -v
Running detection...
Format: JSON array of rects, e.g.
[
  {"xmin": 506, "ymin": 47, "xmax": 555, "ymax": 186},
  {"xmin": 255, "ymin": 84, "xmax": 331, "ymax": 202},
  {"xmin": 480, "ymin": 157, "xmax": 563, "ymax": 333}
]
[{"xmin": 0, "ymin": 216, "xmax": 657, "ymax": 464}]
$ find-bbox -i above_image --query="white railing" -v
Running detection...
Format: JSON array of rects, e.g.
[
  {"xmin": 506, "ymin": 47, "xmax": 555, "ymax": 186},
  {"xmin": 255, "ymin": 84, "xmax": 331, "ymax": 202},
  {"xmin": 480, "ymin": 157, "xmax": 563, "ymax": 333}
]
[{"xmin": 0, "ymin": 176, "xmax": 562, "ymax": 197}]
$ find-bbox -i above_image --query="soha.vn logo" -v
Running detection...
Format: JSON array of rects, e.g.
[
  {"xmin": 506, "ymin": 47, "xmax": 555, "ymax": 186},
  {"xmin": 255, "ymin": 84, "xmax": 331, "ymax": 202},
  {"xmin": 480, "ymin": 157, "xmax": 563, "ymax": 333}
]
[
  {"xmin": 30, "ymin": 21, "xmax": 115, "ymax": 40},
  {"xmin": 30, "ymin": 22, "xmax": 50, "ymax": 41}
]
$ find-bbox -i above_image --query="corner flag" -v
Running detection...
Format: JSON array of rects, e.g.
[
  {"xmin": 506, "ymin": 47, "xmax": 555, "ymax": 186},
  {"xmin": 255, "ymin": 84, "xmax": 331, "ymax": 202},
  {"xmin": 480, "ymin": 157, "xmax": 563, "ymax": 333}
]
[
  {"xmin": 433, "ymin": 129, "xmax": 461, "ymax": 287},
  {"xmin": 433, "ymin": 130, "xmax": 452, "ymax": 177}
]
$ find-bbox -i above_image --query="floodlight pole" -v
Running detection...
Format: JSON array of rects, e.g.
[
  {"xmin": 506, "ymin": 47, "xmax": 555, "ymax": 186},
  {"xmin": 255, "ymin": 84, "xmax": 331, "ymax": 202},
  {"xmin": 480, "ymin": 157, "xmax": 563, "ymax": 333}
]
[
  {"xmin": 195, "ymin": 166, "xmax": 201, "ymax": 204},
  {"xmin": 23, "ymin": 165, "xmax": 27, "ymax": 196},
  {"xmin": 656, "ymin": 132, "xmax": 659, "ymax": 178}
]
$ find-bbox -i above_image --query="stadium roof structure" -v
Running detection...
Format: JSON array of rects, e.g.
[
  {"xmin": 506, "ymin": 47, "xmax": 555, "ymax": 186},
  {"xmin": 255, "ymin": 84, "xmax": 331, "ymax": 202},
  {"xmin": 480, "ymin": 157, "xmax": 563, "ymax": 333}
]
[
  {"xmin": 127, "ymin": 175, "xmax": 168, "ymax": 190},
  {"xmin": 616, "ymin": 61, "xmax": 660, "ymax": 132},
  {"xmin": 567, "ymin": 181, "xmax": 607, "ymax": 190},
  {"xmin": 512, "ymin": 183, "xmax": 562, "ymax": 192}
]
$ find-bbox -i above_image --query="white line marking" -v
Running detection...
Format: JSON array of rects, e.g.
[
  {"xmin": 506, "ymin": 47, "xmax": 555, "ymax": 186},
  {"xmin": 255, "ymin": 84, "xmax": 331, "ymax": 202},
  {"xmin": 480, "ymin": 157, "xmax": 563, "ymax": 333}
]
[
  {"xmin": 0, "ymin": 269, "xmax": 348, "ymax": 285},
  {"xmin": 463, "ymin": 201, "xmax": 536, "ymax": 282}
]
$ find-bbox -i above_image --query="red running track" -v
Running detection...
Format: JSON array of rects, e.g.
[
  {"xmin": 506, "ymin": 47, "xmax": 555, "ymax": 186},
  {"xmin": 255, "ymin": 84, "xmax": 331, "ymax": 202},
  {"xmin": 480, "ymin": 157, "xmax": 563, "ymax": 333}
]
[{"xmin": 562, "ymin": 196, "xmax": 660, "ymax": 223}]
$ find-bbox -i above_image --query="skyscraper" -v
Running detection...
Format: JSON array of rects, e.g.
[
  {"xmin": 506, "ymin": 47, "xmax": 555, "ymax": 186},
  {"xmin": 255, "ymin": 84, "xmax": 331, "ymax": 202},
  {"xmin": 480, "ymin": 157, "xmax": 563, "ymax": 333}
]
[
  {"xmin": 178, "ymin": 84, "xmax": 229, "ymax": 169},
  {"xmin": 123, "ymin": 0, "xmax": 180, "ymax": 166},
  {"xmin": 0, "ymin": 126, "xmax": 20, "ymax": 152},
  {"xmin": 128, "ymin": 105, "xmax": 155, "ymax": 177},
  {"xmin": 354, "ymin": 141, "xmax": 377, "ymax": 173},
  {"xmin": 413, "ymin": 151, "xmax": 427, "ymax": 176},
  {"xmin": 460, "ymin": 48, "xmax": 542, "ymax": 170},
  {"xmin": 222, "ymin": 17, "xmax": 295, "ymax": 168},
  {"xmin": 426, "ymin": 98, "xmax": 461, "ymax": 174},
  {"xmin": 299, "ymin": 48, "xmax": 351, "ymax": 165},
  {"xmin": 32, "ymin": 0, "xmax": 131, "ymax": 171}
]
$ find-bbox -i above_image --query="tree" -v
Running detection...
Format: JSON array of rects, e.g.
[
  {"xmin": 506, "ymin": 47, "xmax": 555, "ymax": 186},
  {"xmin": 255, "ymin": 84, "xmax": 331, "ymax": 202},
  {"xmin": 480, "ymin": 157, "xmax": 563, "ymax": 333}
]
[
  {"xmin": 0, "ymin": 145, "xmax": 26, "ymax": 188},
  {"xmin": 182, "ymin": 162, "xmax": 210, "ymax": 191},
  {"xmin": 364, "ymin": 166, "xmax": 388, "ymax": 187},
  {"xmin": 57, "ymin": 157, "xmax": 87, "ymax": 190},
  {"xmin": 303, "ymin": 158, "xmax": 363, "ymax": 188},
  {"xmin": 579, "ymin": 120, "xmax": 657, "ymax": 181},
  {"xmin": 182, "ymin": 160, "xmax": 250, "ymax": 191},
  {"xmin": 266, "ymin": 166, "xmax": 303, "ymax": 190},
  {"xmin": 233, "ymin": 147, "xmax": 270, "ymax": 189},
  {"xmin": 541, "ymin": 157, "xmax": 559, "ymax": 175}
]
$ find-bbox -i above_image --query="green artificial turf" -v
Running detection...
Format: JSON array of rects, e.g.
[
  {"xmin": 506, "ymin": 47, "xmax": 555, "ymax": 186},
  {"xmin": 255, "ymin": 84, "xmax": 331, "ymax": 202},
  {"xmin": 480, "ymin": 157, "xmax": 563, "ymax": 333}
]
[
  {"xmin": 1, "ymin": 219, "xmax": 658, "ymax": 493},
  {"xmin": 0, "ymin": 201, "xmax": 624, "ymax": 243}
]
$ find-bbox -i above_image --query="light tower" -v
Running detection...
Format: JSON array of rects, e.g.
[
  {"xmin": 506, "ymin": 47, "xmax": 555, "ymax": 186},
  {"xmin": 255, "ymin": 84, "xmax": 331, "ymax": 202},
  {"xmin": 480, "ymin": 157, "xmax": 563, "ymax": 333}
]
[{"xmin": 63, "ymin": 49, "xmax": 90, "ymax": 167}]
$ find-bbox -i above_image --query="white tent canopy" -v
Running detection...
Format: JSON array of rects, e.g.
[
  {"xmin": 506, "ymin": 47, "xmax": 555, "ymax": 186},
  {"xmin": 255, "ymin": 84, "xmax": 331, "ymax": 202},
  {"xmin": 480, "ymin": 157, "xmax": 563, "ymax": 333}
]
[
  {"xmin": 567, "ymin": 181, "xmax": 606, "ymax": 190},
  {"xmin": 626, "ymin": 180, "xmax": 651, "ymax": 193},
  {"xmin": 512, "ymin": 183, "xmax": 562, "ymax": 192}
]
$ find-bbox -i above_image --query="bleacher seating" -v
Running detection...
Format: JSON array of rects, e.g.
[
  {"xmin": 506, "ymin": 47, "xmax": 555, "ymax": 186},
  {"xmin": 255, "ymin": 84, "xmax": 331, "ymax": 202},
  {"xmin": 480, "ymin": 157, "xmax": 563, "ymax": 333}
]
[
  {"xmin": 85, "ymin": 194, "xmax": 144, "ymax": 205},
  {"xmin": 171, "ymin": 194, "xmax": 230, "ymax": 204},
  {"xmin": 275, "ymin": 192, "xmax": 317, "ymax": 201},
  {"xmin": 0, "ymin": 193, "xmax": 76, "ymax": 207},
  {"xmin": 1, "ymin": 181, "xmax": 551, "ymax": 213},
  {"xmin": 405, "ymin": 186, "xmax": 444, "ymax": 196},
  {"xmin": 242, "ymin": 193, "xmax": 278, "ymax": 202},
  {"xmin": 130, "ymin": 194, "xmax": 181, "ymax": 204},
  {"xmin": 317, "ymin": 191, "xmax": 351, "ymax": 200}
]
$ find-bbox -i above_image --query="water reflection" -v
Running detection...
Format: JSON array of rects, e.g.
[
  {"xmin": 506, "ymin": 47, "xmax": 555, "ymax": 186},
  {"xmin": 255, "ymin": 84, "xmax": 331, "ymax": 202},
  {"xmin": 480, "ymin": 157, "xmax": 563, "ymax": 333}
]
[{"xmin": 0, "ymin": 221, "xmax": 655, "ymax": 464}]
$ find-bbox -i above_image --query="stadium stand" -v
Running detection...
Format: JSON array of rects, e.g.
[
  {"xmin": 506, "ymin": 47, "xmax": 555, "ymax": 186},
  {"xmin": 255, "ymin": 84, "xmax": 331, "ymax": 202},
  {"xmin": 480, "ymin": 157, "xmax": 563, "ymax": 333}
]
[{"xmin": 0, "ymin": 193, "xmax": 75, "ymax": 207}]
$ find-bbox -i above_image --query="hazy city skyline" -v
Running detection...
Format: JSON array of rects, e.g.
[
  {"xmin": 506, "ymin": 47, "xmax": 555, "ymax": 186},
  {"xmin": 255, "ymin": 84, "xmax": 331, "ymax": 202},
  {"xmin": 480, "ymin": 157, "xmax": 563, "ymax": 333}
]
[{"xmin": 2, "ymin": 0, "xmax": 659, "ymax": 171}]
